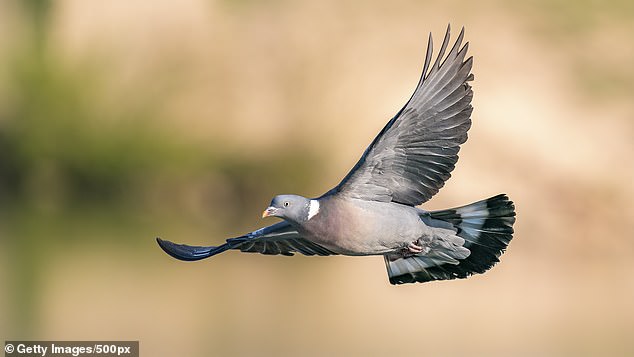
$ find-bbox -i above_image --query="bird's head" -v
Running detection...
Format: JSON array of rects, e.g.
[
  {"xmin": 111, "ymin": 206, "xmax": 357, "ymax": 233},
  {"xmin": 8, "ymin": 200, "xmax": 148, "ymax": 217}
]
[{"xmin": 262, "ymin": 194, "xmax": 316, "ymax": 223}]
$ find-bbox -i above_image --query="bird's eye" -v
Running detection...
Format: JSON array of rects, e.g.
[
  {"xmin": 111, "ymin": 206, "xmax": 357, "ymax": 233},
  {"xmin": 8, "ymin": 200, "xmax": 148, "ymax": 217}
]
[{"xmin": 283, "ymin": 201, "xmax": 289, "ymax": 207}]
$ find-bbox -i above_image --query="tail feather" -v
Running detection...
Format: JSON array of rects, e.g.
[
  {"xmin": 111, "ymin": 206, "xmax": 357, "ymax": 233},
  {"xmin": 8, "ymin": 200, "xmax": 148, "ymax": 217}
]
[{"xmin": 385, "ymin": 194, "xmax": 516, "ymax": 285}]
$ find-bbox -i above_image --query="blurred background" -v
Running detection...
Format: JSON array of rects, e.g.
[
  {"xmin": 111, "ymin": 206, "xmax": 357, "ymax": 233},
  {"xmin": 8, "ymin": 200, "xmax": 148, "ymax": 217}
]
[{"xmin": 1, "ymin": 0, "xmax": 633, "ymax": 355}]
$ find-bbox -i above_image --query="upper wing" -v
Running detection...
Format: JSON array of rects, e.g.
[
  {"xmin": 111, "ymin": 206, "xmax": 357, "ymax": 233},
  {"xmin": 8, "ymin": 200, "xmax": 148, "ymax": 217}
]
[
  {"xmin": 156, "ymin": 221, "xmax": 336, "ymax": 261},
  {"xmin": 331, "ymin": 25, "xmax": 474, "ymax": 206}
]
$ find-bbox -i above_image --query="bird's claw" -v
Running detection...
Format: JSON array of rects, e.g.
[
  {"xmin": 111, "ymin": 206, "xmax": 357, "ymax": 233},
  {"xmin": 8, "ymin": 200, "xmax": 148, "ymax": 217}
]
[{"xmin": 407, "ymin": 241, "xmax": 424, "ymax": 254}]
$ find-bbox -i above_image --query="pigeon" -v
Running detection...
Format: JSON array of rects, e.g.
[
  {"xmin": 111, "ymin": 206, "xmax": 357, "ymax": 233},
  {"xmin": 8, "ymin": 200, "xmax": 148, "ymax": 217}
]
[{"xmin": 157, "ymin": 25, "xmax": 516, "ymax": 285}]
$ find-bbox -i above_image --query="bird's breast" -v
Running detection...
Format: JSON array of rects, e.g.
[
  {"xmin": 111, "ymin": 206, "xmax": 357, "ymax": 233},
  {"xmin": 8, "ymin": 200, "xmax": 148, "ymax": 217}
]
[{"xmin": 299, "ymin": 198, "xmax": 421, "ymax": 255}]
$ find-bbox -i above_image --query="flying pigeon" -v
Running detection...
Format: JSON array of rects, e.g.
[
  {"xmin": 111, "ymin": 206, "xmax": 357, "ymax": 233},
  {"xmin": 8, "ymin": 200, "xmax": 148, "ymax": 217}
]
[{"xmin": 157, "ymin": 25, "xmax": 516, "ymax": 285}]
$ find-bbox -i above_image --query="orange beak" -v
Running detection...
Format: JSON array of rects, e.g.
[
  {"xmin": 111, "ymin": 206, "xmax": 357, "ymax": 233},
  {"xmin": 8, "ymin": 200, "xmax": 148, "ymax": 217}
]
[{"xmin": 262, "ymin": 206, "xmax": 276, "ymax": 218}]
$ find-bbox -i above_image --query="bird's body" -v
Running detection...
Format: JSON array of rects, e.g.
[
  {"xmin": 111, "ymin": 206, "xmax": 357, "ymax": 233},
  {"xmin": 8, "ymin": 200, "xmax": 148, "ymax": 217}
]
[
  {"xmin": 157, "ymin": 25, "xmax": 517, "ymax": 285},
  {"xmin": 297, "ymin": 197, "xmax": 429, "ymax": 255}
]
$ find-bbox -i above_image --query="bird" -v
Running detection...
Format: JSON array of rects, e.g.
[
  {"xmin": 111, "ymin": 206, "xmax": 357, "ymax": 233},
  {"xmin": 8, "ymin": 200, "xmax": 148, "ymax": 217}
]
[{"xmin": 157, "ymin": 25, "xmax": 516, "ymax": 285}]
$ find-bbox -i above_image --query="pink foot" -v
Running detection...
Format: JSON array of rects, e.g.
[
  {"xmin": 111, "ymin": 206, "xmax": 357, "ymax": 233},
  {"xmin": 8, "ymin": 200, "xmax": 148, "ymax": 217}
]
[{"xmin": 407, "ymin": 241, "xmax": 424, "ymax": 254}]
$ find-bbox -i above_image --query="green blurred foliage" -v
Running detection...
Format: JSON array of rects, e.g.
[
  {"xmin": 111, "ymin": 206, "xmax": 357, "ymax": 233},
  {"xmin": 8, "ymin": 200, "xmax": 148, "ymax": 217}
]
[
  {"xmin": 3, "ymin": 53, "xmax": 157, "ymax": 202},
  {"xmin": 0, "ymin": 0, "xmax": 322, "ymax": 213},
  {"xmin": 1, "ymin": 0, "xmax": 167, "ymax": 206},
  {"xmin": 0, "ymin": 0, "xmax": 324, "ymax": 337}
]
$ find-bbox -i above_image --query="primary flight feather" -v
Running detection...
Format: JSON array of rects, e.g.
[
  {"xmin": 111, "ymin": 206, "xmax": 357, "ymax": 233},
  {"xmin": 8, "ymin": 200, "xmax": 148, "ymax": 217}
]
[{"xmin": 157, "ymin": 25, "xmax": 516, "ymax": 285}]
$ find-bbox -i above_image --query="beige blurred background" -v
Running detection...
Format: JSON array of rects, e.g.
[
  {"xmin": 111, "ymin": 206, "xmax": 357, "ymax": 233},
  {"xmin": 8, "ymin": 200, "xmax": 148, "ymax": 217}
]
[{"xmin": 1, "ymin": 0, "xmax": 633, "ymax": 356}]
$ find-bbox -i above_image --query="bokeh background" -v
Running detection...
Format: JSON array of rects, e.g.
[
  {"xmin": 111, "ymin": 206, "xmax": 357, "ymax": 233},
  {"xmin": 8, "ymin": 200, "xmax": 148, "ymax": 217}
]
[{"xmin": 1, "ymin": 0, "xmax": 633, "ymax": 355}]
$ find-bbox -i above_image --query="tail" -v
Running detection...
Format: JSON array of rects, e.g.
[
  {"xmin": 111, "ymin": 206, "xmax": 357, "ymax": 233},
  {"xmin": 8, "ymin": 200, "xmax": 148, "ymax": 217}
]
[{"xmin": 385, "ymin": 194, "xmax": 516, "ymax": 285}]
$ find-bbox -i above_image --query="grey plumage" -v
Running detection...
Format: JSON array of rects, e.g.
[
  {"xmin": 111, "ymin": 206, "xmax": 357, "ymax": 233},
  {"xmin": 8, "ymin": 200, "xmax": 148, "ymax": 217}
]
[
  {"xmin": 157, "ymin": 25, "xmax": 516, "ymax": 285},
  {"xmin": 335, "ymin": 27, "xmax": 473, "ymax": 206},
  {"xmin": 385, "ymin": 194, "xmax": 515, "ymax": 284}
]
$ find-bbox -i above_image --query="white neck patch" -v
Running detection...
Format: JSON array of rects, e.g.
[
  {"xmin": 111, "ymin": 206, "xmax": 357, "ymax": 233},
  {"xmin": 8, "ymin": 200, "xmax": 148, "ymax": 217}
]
[{"xmin": 307, "ymin": 200, "xmax": 320, "ymax": 220}]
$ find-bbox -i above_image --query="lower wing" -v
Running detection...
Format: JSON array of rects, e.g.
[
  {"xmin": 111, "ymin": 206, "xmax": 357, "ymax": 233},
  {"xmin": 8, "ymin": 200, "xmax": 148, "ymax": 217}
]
[{"xmin": 156, "ymin": 221, "xmax": 336, "ymax": 261}]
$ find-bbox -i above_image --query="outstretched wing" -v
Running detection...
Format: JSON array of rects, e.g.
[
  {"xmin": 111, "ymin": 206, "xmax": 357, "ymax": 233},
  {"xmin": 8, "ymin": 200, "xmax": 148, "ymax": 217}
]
[
  {"xmin": 332, "ymin": 25, "xmax": 474, "ymax": 206},
  {"xmin": 156, "ymin": 221, "xmax": 336, "ymax": 261}
]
